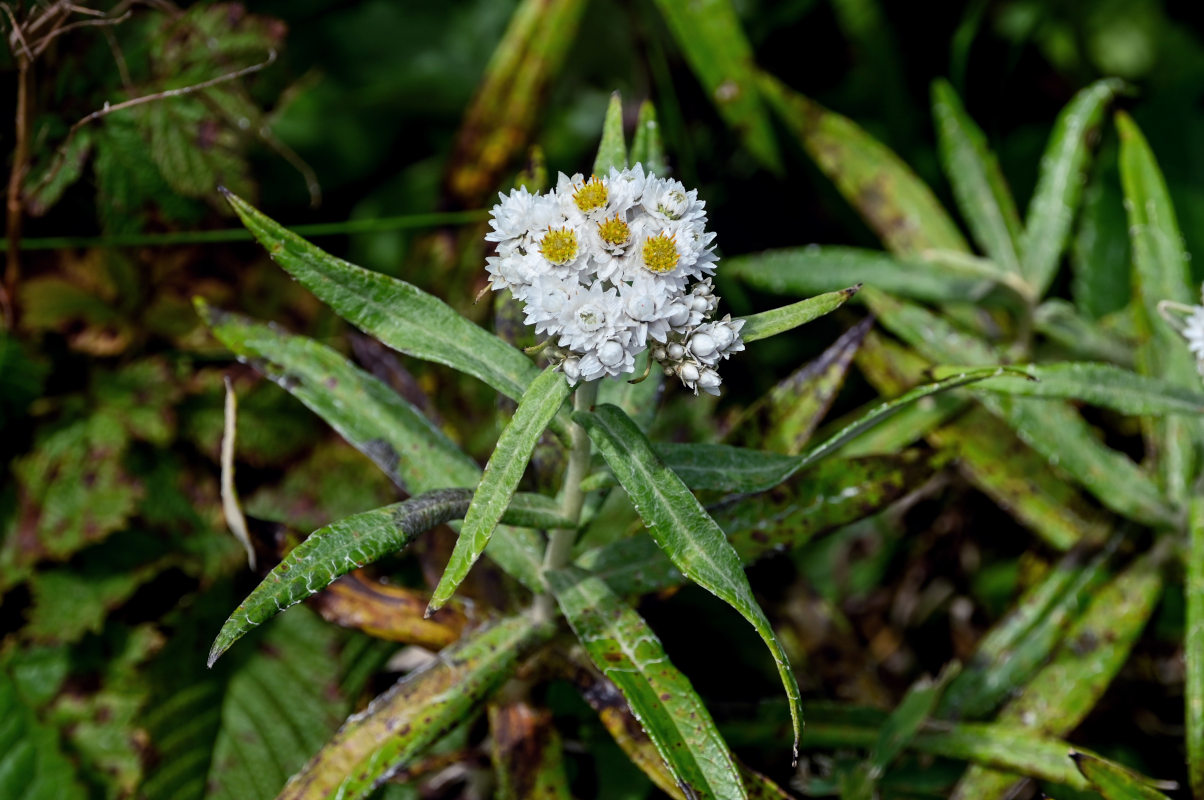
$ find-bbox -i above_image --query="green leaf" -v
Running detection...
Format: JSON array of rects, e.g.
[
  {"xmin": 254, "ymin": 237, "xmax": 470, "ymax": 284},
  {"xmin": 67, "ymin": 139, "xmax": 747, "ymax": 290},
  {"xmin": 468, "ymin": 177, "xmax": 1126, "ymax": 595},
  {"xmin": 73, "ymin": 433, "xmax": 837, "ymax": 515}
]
[
  {"xmin": 220, "ymin": 190, "xmax": 541, "ymax": 404},
  {"xmin": 869, "ymin": 666, "xmax": 958, "ymax": 776},
  {"xmin": 650, "ymin": 0, "xmax": 780, "ymax": 170},
  {"xmin": 575, "ymin": 403, "xmax": 804, "ymax": 755},
  {"xmin": 931, "ymin": 79, "xmax": 1022, "ymax": 273},
  {"xmin": 1021, "ymin": 79, "xmax": 1125, "ymax": 296},
  {"xmin": 1034, "ymin": 299, "xmax": 1135, "ymax": 367},
  {"xmin": 197, "ymin": 301, "xmax": 481, "ymax": 494},
  {"xmin": 631, "ymin": 100, "xmax": 667, "ymax": 176},
  {"xmin": 428, "ymin": 367, "xmax": 570, "ymax": 613},
  {"xmin": 953, "ymin": 551, "xmax": 1164, "ymax": 798},
  {"xmin": 277, "ymin": 615, "xmax": 552, "ymax": 800},
  {"xmin": 0, "ymin": 668, "xmax": 88, "ymax": 800},
  {"xmin": 593, "ymin": 92, "xmax": 628, "ymax": 175},
  {"xmin": 738, "ymin": 285, "xmax": 860, "ymax": 343},
  {"xmin": 207, "ymin": 489, "xmax": 562, "ymax": 666},
  {"xmin": 653, "ymin": 443, "xmax": 803, "ymax": 494},
  {"xmin": 1188, "ymin": 497, "xmax": 1204, "ymax": 797},
  {"xmin": 759, "ymin": 73, "xmax": 969, "ymax": 256},
  {"xmin": 549, "ymin": 566, "xmax": 747, "ymax": 799},
  {"xmin": 938, "ymin": 541, "xmax": 1115, "ymax": 720},
  {"xmin": 1072, "ymin": 752, "xmax": 1173, "ymax": 800},
  {"xmin": 726, "ymin": 246, "xmax": 987, "ymax": 304},
  {"xmin": 1071, "ymin": 140, "xmax": 1131, "ymax": 319},
  {"xmin": 1118, "ymin": 110, "xmax": 1203, "ymax": 505},
  {"xmin": 934, "ymin": 361, "xmax": 1204, "ymax": 416}
]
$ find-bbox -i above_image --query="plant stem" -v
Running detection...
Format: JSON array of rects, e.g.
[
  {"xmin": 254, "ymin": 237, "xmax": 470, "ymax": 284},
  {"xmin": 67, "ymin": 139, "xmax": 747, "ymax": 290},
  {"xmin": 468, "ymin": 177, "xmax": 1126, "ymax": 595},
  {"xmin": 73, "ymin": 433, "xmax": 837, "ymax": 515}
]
[
  {"xmin": 2, "ymin": 56, "xmax": 30, "ymax": 330},
  {"xmin": 532, "ymin": 379, "xmax": 598, "ymax": 621}
]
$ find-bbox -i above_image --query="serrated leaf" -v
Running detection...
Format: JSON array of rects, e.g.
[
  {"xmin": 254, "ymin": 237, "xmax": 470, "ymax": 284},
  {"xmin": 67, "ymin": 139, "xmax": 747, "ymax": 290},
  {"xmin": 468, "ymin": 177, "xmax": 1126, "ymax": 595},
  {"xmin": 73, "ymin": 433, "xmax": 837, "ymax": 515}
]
[
  {"xmin": 932, "ymin": 79, "xmax": 1022, "ymax": 273},
  {"xmin": 208, "ymin": 489, "xmax": 564, "ymax": 666},
  {"xmin": 278, "ymin": 615, "xmax": 551, "ymax": 800},
  {"xmin": 934, "ymin": 361, "xmax": 1204, "ymax": 416},
  {"xmin": 575, "ymin": 404, "xmax": 803, "ymax": 754},
  {"xmin": 651, "ymin": 0, "xmax": 780, "ymax": 170},
  {"xmin": 197, "ymin": 301, "xmax": 480, "ymax": 494},
  {"xmin": 428, "ymin": 367, "xmax": 570, "ymax": 613},
  {"xmin": 593, "ymin": 92, "xmax": 627, "ymax": 175},
  {"xmin": 631, "ymin": 100, "xmax": 667, "ymax": 176},
  {"xmin": 0, "ymin": 668, "xmax": 87, "ymax": 800},
  {"xmin": 489, "ymin": 700, "xmax": 572, "ymax": 800},
  {"xmin": 1188, "ymin": 497, "xmax": 1204, "ymax": 796},
  {"xmin": 551, "ymin": 567, "xmax": 747, "ymax": 799},
  {"xmin": 1072, "ymin": 752, "xmax": 1173, "ymax": 800},
  {"xmin": 1022, "ymin": 79, "xmax": 1124, "ymax": 296},
  {"xmin": 759, "ymin": 73, "xmax": 968, "ymax": 256},
  {"xmin": 726, "ymin": 246, "xmax": 987, "ymax": 304},
  {"xmin": 1118, "ymin": 110, "xmax": 1203, "ymax": 505},
  {"xmin": 143, "ymin": 99, "xmax": 252, "ymax": 199},
  {"xmin": 738, "ymin": 285, "xmax": 860, "ymax": 343},
  {"xmin": 221, "ymin": 191, "xmax": 541, "ymax": 405},
  {"xmin": 952, "ymin": 552, "xmax": 1164, "ymax": 799}
]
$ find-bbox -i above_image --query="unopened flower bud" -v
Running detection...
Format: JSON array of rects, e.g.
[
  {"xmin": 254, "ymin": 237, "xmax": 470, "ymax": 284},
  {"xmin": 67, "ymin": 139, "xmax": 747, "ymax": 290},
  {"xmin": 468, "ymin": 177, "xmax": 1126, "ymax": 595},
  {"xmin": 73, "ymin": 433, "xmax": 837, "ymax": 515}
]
[
  {"xmin": 713, "ymin": 323, "xmax": 735, "ymax": 350},
  {"xmin": 690, "ymin": 295, "xmax": 709, "ymax": 313},
  {"xmin": 651, "ymin": 346, "xmax": 667, "ymax": 361},
  {"xmin": 697, "ymin": 368, "xmax": 722, "ymax": 394},
  {"xmin": 562, "ymin": 357, "xmax": 581, "ymax": 382},
  {"xmin": 690, "ymin": 333, "xmax": 716, "ymax": 358},
  {"xmin": 667, "ymin": 343, "xmax": 686, "ymax": 360},
  {"xmin": 598, "ymin": 340, "xmax": 624, "ymax": 367},
  {"xmin": 666, "ymin": 303, "xmax": 691, "ymax": 327},
  {"xmin": 678, "ymin": 363, "xmax": 700, "ymax": 384}
]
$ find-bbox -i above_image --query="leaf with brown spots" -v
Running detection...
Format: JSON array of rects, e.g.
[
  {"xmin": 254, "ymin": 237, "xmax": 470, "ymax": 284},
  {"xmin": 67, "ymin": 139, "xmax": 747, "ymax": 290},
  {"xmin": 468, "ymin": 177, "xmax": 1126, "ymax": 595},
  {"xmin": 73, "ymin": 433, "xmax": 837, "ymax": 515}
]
[{"xmin": 488, "ymin": 700, "xmax": 572, "ymax": 800}]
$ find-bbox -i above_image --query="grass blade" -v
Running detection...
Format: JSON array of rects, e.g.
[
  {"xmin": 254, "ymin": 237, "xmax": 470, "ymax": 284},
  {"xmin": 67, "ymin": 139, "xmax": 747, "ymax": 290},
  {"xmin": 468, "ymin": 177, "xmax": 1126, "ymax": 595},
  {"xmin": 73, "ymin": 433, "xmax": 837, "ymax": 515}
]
[
  {"xmin": 1021, "ymin": 79, "xmax": 1125, "ymax": 296},
  {"xmin": 549, "ymin": 566, "xmax": 748, "ymax": 799},
  {"xmin": 278, "ymin": 615, "xmax": 552, "ymax": 800},
  {"xmin": 738, "ymin": 285, "xmax": 860, "ymax": 343},
  {"xmin": 593, "ymin": 91, "xmax": 627, "ymax": 176},
  {"xmin": 221, "ymin": 190, "xmax": 541, "ymax": 405},
  {"xmin": 1072, "ymin": 752, "xmax": 1173, "ymax": 800},
  {"xmin": 428, "ymin": 366, "xmax": 570, "ymax": 614},
  {"xmin": 932, "ymin": 79, "xmax": 1022, "ymax": 273},
  {"xmin": 575, "ymin": 403, "xmax": 804, "ymax": 757}
]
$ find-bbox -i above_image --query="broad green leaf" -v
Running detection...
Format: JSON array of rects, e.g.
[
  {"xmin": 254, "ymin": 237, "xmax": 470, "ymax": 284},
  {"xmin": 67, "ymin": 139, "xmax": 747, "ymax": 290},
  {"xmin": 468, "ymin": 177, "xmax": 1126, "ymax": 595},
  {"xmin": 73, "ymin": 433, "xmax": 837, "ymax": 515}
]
[
  {"xmin": 549, "ymin": 567, "xmax": 747, "ymax": 799},
  {"xmin": 1189, "ymin": 497, "xmax": 1204, "ymax": 797},
  {"xmin": 428, "ymin": 367, "xmax": 570, "ymax": 613},
  {"xmin": 0, "ymin": 669, "xmax": 88, "ymax": 800},
  {"xmin": 489, "ymin": 701, "xmax": 572, "ymax": 800},
  {"xmin": 593, "ymin": 92, "xmax": 627, "ymax": 175},
  {"xmin": 759, "ymin": 73, "xmax": 969, "ymax": 256},
  {"xmin": 1118, "ymin": 110, "xmax": 1202, "ymax": 506},
  {"xmin": 1072, "ymin": 752, "xmax": 1173, "ymax": 800},
  {"xmin": 934, "ymin": 361, "xmax": 1204, "ymax": 417},
  {"xmin": 952, "ymin": 551, "xmax": 1164, "ymax": 799},
  {"xmin": 575, "ymin": 403, "xmax": 804, "ymax": 755},
  {"xmin": 932, "ymin": 79, "xmax": 1022, "ymax": 273},
  {"xmin": 207, "ymin": 489, "xmax": 565, "ymax": 666},
  {"xmin": 938, "ymin": 541, "xmax": 1115, "ymax": 720},
  {"xmin": 1034, "ymin": 299, "xmax": 1135, "ymax": 367},
  {"xmin": 734, "ymin": 315, "xmax": 873, "ymax": 455},
  {"xmin": 582, "ymin": 454, "xmax": 932, "ymax": 597},
  {"xmin": 197, "ymin": 301, "xmax": 481, "ymax": 494},
  {"xmin": 726, "ymin": 246, "xmax": 987, "ymax": 304},
  {"xmin": 1022, "ymin": 79, "xmax": 1125, "ymax": 296},
  {"xmin": 738, "ymin": 285, "xmax": 860, "ymax": 343},
  {"xmin": 279, "ymin": 615, "xmax": 552, "ymax": 800},
  {"xmin": 650, "ymin": 0, "xmax": 780, "ymax": 170},
  {"xmin": 631, "ymin": 100, "xmax": 667, "ymax": 176},
  {"xmin": 221, "ymin": 190, "xmax": 541, "ymax": 403}
]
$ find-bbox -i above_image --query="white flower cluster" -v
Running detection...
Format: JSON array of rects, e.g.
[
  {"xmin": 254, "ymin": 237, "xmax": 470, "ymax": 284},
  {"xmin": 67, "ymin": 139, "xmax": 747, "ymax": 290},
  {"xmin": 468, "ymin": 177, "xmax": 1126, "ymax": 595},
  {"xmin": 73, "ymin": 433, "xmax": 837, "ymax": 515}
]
[
  {"xmin": 1160, "ymin": 291, "xmax": 1204, "ymax": 377},
  {"xmin": 485, "ymin": 164, "xmax": 743, "ymax": 394}
]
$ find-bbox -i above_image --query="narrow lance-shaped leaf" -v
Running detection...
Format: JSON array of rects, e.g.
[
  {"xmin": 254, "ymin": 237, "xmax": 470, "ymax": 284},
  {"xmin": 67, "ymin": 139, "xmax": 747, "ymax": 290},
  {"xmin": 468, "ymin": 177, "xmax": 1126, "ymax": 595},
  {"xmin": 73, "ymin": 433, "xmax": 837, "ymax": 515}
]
[
  {"xmin": 952, "ymin": 550, "xmax": 1165, "ymax": 799},
  {"xmin": 1189, "ymin": 497, "xmax": 1204, "ymax": 797},
  {"xmin": 549, "ymin": 566, "xmax": 747, "ymax": 799},
  {"xmin": 932, "ymin": 361, "xmax": 1204, "ymax": 417},
  {"xmin": 1021, "ymin": 79, "xmax": 1125, "ymax": 296},
  {"xmin": 1072, "ymin": 753, "xmax": 1173, "ymax": 800},
  {"xmin": 207, "ymin": 489, "xmax": 569, "ymax": 666},
  {"xmin": 869, "ymin": 666, "xmax": 959, "ymax": 776},
  {"xmin": 196, "ymin": 300, "xmax": 481, "ymax": 494},
  {"xmin": 1118, "ymin": 110, "xmax": 1203, "ymax": 506},
  {"xmin": 931, "ymin": 79, "xmax": 1023, "ymax": 273},
  {"xmin": 593, "ymin": 91, "xmax": 627, "ymax": 176},
  {"xmin": 428, "ymin": 367, "xmax": 571, "ymax": 614},
  {"xmin": 220, "ymin": 190, "xmax": 542, "ymax": 404},
  {"xmin": 738, "ymin": 285, "xmax": 860, "ymax": 343},
  {"xmin": 759, "ymin": 72, "xmax": 969, "ymax": 256},
  {"xmin": 631, "ymin": 100, "xmax": 667, "ymax": 176},
  {"xmin": 1034, "ymin": 299, "xmax": 1135, "ymax": 367},
  {"xmin": 575, "ymin": 403, "xmax": 804, "ymax": 757},
  {"xmin": 278, "ymin": 615, "xmax": 553, "ymax": 800}
]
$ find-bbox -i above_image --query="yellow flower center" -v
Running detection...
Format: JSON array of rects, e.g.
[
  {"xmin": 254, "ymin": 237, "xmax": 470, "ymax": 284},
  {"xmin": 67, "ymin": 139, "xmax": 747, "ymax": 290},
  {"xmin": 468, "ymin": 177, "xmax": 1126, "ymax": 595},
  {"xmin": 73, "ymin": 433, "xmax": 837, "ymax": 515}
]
[
  {"xmin": 540, "ymin": 227, "xmax": 578, "ymax": 265},
  {"xmin": 573, "ymin": 178, "xmax": 608, "ymax": 213},
  {"xmin": 642, "ymin": 232, "xmax": 679, "ymax": 274},
  {"xmin": 597, "ymin": 215, "xmax": 630, "ymax": 247}
]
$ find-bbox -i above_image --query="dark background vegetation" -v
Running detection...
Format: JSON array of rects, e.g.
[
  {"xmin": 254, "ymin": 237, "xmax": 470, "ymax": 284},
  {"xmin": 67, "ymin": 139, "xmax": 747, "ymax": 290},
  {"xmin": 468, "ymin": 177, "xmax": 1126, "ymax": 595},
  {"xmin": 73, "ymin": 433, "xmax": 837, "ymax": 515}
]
[{"xmin": 3, "ymin": 1, "xmax": 1204, "ymax": 797}]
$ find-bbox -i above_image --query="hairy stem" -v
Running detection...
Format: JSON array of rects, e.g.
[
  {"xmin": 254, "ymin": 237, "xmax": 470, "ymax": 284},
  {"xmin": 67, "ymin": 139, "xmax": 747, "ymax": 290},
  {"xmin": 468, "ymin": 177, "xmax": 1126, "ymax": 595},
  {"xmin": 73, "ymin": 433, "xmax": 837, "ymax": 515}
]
[{"xmin": 532, "ymin": 379, "xmax": 598, "ymax": 621}]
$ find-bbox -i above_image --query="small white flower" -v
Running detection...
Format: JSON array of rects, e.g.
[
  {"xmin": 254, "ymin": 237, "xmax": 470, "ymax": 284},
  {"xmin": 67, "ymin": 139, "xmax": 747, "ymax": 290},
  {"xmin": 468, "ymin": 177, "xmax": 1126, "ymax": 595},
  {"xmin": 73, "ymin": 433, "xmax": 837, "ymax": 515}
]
[{"xmin": 1183, "ymin": 305, "xmax": 1204, "ymax": 360}]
